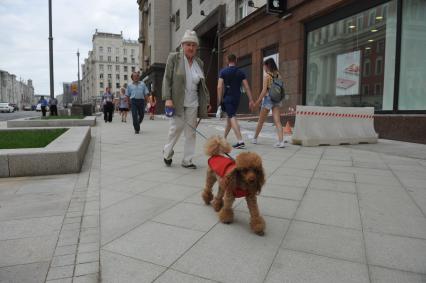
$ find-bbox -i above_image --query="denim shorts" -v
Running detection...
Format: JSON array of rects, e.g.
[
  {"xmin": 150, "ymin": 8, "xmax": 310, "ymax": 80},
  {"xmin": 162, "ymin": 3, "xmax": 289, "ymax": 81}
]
[{"xmin": 261, "ymin": 95, "xmax": 282, "ymax": 110}]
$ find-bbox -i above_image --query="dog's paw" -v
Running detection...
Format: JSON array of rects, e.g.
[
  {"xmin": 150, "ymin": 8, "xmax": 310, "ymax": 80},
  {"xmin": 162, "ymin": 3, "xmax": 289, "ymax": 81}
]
[
  {"xmin": 212, "ymin": 198, "xmax": 223, "ymax": 212},
  {"xmin": 219, "ymin": 208, "xmax": 234, "ymax": 224},
  {"xmin": 202, "ymin": 191, "xmax": 213, "ymax": 205},
  {"xmin": 250, "ymin": 216, "xmax": 265, "ymax": 236}
]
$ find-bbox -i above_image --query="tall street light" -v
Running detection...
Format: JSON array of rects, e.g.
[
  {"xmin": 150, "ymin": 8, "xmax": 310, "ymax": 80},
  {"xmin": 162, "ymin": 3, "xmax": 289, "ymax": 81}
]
[
  {"xmin": 77, "ymin": 49, "xmax": 81, "ymax": 103},
  {"xmin": 48, "ymin": 0, "xmax": 54, "ymax": 99}
]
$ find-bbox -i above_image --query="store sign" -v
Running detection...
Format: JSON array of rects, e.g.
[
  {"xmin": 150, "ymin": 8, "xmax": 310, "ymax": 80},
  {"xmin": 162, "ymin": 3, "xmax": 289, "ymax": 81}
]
[
  {"xmin": 71, "ymin": 83, "xmax": 78, "ymax": 96},
  {"xmin": 266, "ymin": 0, "xmax": 287, "ymax": 15},
  {"xmin": 335, "ymin": 51, "xmax": 361, "ymax": 96}
]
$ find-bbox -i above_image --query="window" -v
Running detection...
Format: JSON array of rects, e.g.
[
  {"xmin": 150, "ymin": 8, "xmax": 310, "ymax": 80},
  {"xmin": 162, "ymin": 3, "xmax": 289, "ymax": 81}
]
[
  {"xmin": 131, "ymin": 49, "xmax": 135, "ymax": 55},
  {"xmin": 115, "ymin": 65, "xmax": 120, "ymax": 71},
  {"xmin": 99, "ymin": 91, "xmax": 103, "ymax": 96},
  {"xmin": 124, "ymin": 75, "xmax": 128, "ymax": 81},
  {"xmin": 100, "ymin": 82, "xmax": 104, "ymax": 88},
  {"xmin": 116, "ymin": 56, "xmax": 119, "ymax": 62},
  {"xmin": 99, "ymin": 55, "xmax": 103, "ymax": 61},
  {"xmin": 124, "ymin": 66, "xmax": 128, "ymax": 72},
  {"xmin": 375, "ymin": 57, "xmax": 383, "ymax": 75},
  {"xmin": 131, "ymin": 66, "xmax": 135, "ymax": 72},
  {"xmin": 236, "ymin": 0, "xmax": 248, "ymax": 21},
  {"xmin": 187, "ymin": 0, "xmax": 192, "ymax": 18},
  {"xmin": 107, "ymin": 65, "xmax": 112, "ymax": 71},
  {"xmin": 124, "ymin": 57, "xmax": 127, "ymax": 63},
  {"xmin": 176, "ymin": 10, "xmax": 180, "ymax": 30},
  {"xmin": 131, "ymin": 58, "xmax": 135, "ymax": 64},
  {"xmin": 108, "ymin": 56, "xmax": 111, "ymax": 62},
  {"xmin": 375, "ymin": 84, "xmax": 382, "ymax": 95},
  {"xmin": 108, "ymin": 74, "xmax": 112, "ymax": 79},
  {"xmin": 107, "ymin": 47, "xmax": 111, "ymax": 53},
  {"xmin": 116, "ymin": 74, "xmax": 120, "ymax": 80},
  {"xmin": 123, "ymin": 49, "xmax": 127, "ymax": 55},
  {"xmin": 116, "ymin": 83, "xmax": 120, "ymax": 88},
  {"xmin": 99, "ymin": 65, "xmax": 104, "ymax": 71},
  {"xmin": 363, "ymin": 59, "xmax": 371, "ymax": 77},
  {"xmin": 100, "ymin": 73, "xmax": 104, "ymax": 79},
  {"xmin": 306, "ymin": 1, "xmax": 397, "ymax": 110},
  {"xmin": 148, "ymin": 3, "xmax": 151, "ymax": 25},
  {"xmin": 398, "ymin": 0, "xmax": 426, "ymax": 110},
  {"xmin": 99, "ymin": 46, "xmax": 103, "ymax": 53}
]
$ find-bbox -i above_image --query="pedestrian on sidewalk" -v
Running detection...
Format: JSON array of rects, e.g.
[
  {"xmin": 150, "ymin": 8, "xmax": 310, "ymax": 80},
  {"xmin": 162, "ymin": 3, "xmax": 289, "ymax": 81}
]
[
  {"xmin": 162, "ymin": 30, "xmax": 211, "ymax": 169},
  {"xmin": 217, "ymin": 54, "xmax": 255, "ymax": 149},
  {"xmin": 49, "ymin": 97, "xmax": 58, "ymax": 116},
  {"xmin": 118, "ymin": 87, "xmax": 129, "ymax": 122},
  {"xmin": 148, "ymin": 92, "xmax": 157, "ymax": 120},
  {"xmin": 252, "ymin": 58, "xmax": 285, "ymax": 148},
  {"xmin": 126, "ymin": 71, "xmax": 150, "ymax": 134},
  {"xmin": 102, "ymin": 87, "xmax": 114, "ymax": 123},
  {"xmin": 38, "ymin": 96, "xmax": 48, "ymax": 117}
]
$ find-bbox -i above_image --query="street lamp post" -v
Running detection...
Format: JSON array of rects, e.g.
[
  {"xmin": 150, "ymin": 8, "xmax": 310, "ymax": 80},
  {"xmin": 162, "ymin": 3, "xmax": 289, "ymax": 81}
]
[
  {"xmin": 77, "ymin": 49, "xmax": 81, "ymax": 103},
  {"xmin": 48, "ymin": 0, "xmax": 54, "ymax": 99}
]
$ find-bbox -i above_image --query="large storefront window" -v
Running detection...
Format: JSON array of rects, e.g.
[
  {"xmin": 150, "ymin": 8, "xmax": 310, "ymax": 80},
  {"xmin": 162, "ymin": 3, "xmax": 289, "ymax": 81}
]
[
  {"xmin": 398, "ymin": 0, "xmax": 426, "ymax": 110},
  {"xmin": 306, "ymin": 1, "xmax": 397, "ymax": 110}
]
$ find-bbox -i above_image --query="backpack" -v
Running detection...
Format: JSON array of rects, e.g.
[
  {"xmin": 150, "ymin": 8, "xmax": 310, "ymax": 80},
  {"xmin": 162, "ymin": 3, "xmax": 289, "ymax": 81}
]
[{"xmin": 268, "ymin": 74, "xmax": 285, "ymax": 103}]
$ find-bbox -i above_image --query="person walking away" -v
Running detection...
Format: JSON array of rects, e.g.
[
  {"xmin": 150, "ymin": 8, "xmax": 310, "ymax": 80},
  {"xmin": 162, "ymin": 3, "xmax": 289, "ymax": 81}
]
[
  {"xmin": 217, "ymin": 54, "xmax": 254, "ymax": 149},
  {"xmin": 102, "ymin": 87, "xmax": 114, "ymax": 123},
  {"xmin": 126, "ymin": 71, "xmax": 149, "ymax": 134},
  {"xmin": 252, "ymin": 58, "xmax": 285, "ymax": 148},
  {"xmin": 49, "ymin": 97, "xmax": 58, "ymax": 116},
  {"xmin": 118, "ymin": 87, "xmax": 129, "ymax": 122},
  {"xmin": 162, "ymin": 30, "xmax": 211, "ymax": 169},
  {"xmin": 148, "ymin": 92, "xmax": 157, "ymax": 120},
  {"xmin": 39, "ymin": 96, "xmax": 48, "ymax": 117}
]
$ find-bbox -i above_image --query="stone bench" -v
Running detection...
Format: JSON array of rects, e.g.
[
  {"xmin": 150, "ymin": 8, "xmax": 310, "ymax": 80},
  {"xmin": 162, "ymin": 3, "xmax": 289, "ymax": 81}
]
[
  {"xmin": 0, "ymin": 127, "xmax": 91, "ymax": 177},
  {"xmin": 7, "ymin": 116, "xmax": 97, "ymax": 128}
]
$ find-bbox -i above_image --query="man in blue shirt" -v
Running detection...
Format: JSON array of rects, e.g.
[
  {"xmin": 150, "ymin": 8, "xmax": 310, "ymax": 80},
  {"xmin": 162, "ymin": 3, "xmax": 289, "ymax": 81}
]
[
  {"xmin": 38, "ymin": 96, "xmax": 48, "ymax": 117},
  {"xmin": 217, "ymin": 54, "xmax": 254, "ymax": 149},
  {"xmin": 126, "ymin": 71, "xmax": 150, "ymax": 134}
]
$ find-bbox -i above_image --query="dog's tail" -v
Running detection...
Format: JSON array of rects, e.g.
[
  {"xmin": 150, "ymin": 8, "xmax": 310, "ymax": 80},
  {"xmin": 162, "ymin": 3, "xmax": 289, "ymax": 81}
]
[{"xmin": 204, "ymin": 135, "xmax": 232, "ymax": 157}]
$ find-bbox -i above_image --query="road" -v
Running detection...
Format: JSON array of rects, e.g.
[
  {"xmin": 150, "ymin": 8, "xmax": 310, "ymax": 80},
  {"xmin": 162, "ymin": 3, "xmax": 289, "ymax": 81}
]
[{"xmin": 0, "ymin": 110, "xmax": 40, "ymax": 121}]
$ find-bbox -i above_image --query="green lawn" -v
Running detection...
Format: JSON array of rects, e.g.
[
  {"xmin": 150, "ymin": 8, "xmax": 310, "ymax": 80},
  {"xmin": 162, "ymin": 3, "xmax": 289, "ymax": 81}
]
[
  {"xmin": 40, "ymin": 115, "xmax": 85, "ymax": 120},
  {"xmin": 0, "ymin": 129, "xmax": 68, "ymax": 149}
]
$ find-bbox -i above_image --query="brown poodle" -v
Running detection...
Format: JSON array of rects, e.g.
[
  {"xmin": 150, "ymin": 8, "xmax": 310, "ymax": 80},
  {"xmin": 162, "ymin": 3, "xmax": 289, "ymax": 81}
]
[{"xmin": 202, "ymin": 136, "xmax": 266, "ymax": 235}]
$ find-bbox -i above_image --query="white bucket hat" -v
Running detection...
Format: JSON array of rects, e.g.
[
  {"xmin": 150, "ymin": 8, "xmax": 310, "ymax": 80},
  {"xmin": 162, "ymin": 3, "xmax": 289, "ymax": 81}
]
[{"xmin": 181, "ymin": 30, "xmax": 199, "ymax": 45}]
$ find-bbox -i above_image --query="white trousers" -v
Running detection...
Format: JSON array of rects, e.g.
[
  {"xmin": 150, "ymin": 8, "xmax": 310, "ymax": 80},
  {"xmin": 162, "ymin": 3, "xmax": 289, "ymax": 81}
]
[{"xmin": 163, "ymin": 107, "xmax": 198, "ymax": 165}]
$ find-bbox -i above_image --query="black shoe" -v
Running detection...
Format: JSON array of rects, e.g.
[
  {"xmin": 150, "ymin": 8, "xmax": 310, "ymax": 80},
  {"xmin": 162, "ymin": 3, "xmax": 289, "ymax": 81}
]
[
  {"xmin": 232, "ymin": 142, "xmax": 246, "ymax": 149},
  {"xmin": 164, "ymin": 158, "xmax": 172, "ymax": 167},
  {"xmin": 135, "ymin": 130, "xmax": 140, "ymax": 134},
  {"xmin": 182, "ymin": 163, "xmax": 197, "ymax": 169}
]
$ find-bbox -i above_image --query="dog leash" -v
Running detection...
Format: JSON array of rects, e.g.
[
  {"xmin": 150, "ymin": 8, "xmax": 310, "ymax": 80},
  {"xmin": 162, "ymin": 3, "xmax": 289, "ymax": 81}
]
[{"xmin": 172, "ymin": 115, "xmax": 235, "ymax": 161}]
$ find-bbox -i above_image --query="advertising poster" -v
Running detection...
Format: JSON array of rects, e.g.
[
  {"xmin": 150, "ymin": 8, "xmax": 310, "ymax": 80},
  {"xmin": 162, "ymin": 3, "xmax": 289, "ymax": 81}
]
[{"xmin": 335, "ymin": 50, "xmax": 360, "ymax": 96}]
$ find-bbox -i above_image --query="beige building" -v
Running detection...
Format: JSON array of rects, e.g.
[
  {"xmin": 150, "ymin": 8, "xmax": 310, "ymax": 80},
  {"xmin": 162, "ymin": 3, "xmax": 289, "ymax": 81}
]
[
  {"xmin": 137, "ymin": 0, "xmax": 265, "ymax": 112},
  {"xmin": 81, "ymin": 30, "xmax": 139, "ymax": 104},
  {"xmin": 0, "ymin": 70, "xmax": 34, "ymax": 109}
]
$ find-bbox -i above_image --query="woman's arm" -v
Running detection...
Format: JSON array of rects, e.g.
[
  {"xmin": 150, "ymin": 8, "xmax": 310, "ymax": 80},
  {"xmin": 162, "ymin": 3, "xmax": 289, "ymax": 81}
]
[{"xmin": 255, "ymin": 75, "xmax": 270, "ymax": 106}]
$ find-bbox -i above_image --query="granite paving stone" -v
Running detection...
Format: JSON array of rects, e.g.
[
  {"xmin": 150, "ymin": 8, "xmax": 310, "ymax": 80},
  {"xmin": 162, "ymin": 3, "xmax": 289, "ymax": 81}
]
[
  {"xmin": 154, "ymin": 269, "xmax": 217, "ymax": 283},
  {"xmin": 0, "ymin": 261, "xmax": 50, "ymax": 283},
  {"xmin": 369, "ymin": 266, "xmax": 426, "ymax": 283}
]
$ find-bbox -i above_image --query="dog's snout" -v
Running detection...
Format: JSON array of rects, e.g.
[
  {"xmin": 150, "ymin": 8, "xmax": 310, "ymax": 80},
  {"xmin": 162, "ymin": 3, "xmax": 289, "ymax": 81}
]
[{"xmin": 246, "ymin": 172, "xmax": 256, "ymax": 182}]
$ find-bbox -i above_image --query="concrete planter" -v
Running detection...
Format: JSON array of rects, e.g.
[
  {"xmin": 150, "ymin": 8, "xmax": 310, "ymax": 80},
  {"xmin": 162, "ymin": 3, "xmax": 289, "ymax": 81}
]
[
  {"xmin": 7, "ymin": 116, "xmax": 97, "ymax": 128},
  {"xmin": 0, "ymin": 127, "xmax": 91, "ymax": 177}
]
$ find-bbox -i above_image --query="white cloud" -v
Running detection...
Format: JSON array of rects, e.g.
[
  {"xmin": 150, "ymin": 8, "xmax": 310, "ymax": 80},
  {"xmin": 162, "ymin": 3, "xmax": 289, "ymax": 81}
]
[{"xmin": 0, "ymin": 0, "xmax": 139, "ymax": 95}]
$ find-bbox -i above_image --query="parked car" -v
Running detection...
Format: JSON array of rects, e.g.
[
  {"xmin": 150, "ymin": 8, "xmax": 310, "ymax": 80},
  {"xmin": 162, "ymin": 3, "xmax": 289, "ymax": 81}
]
[
  {"xmin": 10, "ymin": 103, "xmax": 18, "ymax": 111},
  {"xmin": 0, "ymin": 102, "xmax": 14, "ymax": 113},
  {"xmin": 23, "ymin": 105, "xmax": 32, "ymax": 111},
  {"xmin": 36, "ymin": 104, "xmax": 49, "ymax": 112}
]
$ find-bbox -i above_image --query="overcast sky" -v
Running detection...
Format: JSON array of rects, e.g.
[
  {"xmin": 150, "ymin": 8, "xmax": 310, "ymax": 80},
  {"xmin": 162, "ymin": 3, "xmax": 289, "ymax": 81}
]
[{"xmin": 0, "ymin": 0, "xmax": 139, "ymax": 96}]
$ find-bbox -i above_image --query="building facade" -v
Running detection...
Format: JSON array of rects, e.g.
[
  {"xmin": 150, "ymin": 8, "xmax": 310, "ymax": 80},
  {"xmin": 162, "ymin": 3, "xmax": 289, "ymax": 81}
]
[
  {"xmin": 0, "ymin": 70, "xmax": 34, "ymax": 110},
  {"xmin": 137, "ymin": 0, "xmax": 265, "ymax": 114},
  {"xmin": 221, "ymin": 0, "xmax": 426, "ymax": 143},
  {"xmin": 81, "ymin": 30, "xmax": 139, "ymax": 104}
]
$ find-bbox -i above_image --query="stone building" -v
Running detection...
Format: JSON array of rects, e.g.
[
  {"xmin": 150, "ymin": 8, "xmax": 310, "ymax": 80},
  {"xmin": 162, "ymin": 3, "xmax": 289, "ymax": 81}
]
[
  {"xmin": 81, "ymin": 30, "xmax": 139, "ymax": 104},
  {"xmin": 137, "ymin": 0, "xmax": 265, "ymax": 113},
  {"xmin": 0, "ymin": 69, "xmax": 34, "ymax": 110}
]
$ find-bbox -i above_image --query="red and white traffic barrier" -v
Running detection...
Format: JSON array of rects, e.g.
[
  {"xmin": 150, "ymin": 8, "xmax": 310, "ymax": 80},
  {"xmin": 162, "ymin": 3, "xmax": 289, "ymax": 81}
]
[{"xmin": 292, "ymin": 105, "xmax": 378, "ymax": 146}]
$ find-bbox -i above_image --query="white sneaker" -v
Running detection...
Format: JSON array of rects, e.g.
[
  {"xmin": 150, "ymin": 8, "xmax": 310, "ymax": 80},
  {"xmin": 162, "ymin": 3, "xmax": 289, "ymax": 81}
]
[
  {"xmin": 251, "ymin": 138, "xmax": 257, "ymax": 144},
  {"xmin": 274, "ymin": 141, "xmax": 286, "ymax": 148}
]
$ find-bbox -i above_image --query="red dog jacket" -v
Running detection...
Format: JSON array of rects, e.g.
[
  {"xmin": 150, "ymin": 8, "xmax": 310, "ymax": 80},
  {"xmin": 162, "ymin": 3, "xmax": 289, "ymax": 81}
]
[{"xmin": 208, "ymin": 155, "xmax": 247, "ymax": 198}]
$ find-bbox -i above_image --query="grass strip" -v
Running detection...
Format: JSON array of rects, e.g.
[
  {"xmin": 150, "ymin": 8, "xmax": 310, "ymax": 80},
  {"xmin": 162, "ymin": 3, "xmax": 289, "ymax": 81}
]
[{"xmin": 0, "ymin": 128, "xmax": 68, "ymax": 149}]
